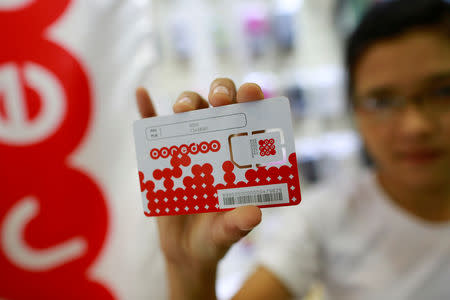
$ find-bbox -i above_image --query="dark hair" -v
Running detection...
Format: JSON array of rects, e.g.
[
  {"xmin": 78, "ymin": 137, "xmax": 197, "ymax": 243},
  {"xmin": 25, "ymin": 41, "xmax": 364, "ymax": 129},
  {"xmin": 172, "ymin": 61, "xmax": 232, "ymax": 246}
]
[{"xmin": 345, "ymin": 0, "xmax": 450, "ymax": 101}]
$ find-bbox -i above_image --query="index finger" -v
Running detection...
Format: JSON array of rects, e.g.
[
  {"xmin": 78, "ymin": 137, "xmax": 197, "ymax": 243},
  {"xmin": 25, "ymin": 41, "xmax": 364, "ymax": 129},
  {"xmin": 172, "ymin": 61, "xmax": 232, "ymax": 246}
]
[
  {"xmin": 236, "ymin": 83, "xmax": 265, "ymax": 103},
  {"xmin": 136, "ymin": 87, "xmax": 157, "ymax": 118}
]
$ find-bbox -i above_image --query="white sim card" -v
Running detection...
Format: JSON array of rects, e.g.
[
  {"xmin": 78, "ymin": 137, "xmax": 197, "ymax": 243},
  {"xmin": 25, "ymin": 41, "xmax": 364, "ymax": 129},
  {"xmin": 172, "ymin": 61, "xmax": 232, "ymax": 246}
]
[{"xmin": 133, "ymin": 97, "xmax": 302, "ymax": 217}]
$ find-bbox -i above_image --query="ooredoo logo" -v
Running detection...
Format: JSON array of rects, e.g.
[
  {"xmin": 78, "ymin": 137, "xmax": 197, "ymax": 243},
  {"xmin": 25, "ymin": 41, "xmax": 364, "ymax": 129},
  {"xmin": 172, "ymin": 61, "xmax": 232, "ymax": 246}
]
[
  {"xmin": 0, "ymin": 0, "xmax": 113, "ymax": 299},
  {"xmin": 259, "ymin": 138, "xmax": 276, "ymax": 156},
  {"xmin": 150, "ymin": 140, "xmax": 220, "ymax": 159}
]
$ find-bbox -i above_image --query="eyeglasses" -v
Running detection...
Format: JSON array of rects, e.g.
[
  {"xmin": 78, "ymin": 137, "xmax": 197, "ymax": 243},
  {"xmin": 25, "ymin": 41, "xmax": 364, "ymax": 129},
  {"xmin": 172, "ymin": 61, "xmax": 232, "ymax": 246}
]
[{"xmin": 353, "ymin": 83, "xmax": 450, "ymax": 121}]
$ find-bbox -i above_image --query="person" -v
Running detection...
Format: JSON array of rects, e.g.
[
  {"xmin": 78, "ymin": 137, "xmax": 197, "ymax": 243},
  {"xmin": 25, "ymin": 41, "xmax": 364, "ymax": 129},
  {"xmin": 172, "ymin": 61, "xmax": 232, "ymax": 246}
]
[{"xmin": 135, "ymin": 0, "xmax": 450, "ymax": 299}]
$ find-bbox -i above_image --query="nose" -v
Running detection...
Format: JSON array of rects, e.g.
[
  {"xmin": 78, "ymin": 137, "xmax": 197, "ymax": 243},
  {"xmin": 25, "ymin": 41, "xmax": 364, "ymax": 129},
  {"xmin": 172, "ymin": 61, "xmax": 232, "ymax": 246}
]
[{"xmin": 396, "ymin": 104, "xmax": 435, "ymax": 140}]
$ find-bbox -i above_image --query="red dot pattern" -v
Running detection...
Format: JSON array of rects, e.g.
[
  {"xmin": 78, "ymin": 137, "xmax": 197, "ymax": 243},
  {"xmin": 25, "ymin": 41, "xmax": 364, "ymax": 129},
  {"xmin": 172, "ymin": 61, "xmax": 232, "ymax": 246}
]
[{"xmin": 139, "ymin": 152, "xmax": 301, "ymax": 216}]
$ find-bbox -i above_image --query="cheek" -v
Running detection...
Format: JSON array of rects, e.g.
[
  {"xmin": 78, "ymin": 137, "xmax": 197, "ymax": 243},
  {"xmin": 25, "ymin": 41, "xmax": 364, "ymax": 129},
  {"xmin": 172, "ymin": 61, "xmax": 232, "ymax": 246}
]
[
  {"xmin": 442, "ymin": 115, "xmax": 450, "ymax": 148},
  {"xmin": 357, "ymin": 119, "xmax": 393, "ymax": 160}
]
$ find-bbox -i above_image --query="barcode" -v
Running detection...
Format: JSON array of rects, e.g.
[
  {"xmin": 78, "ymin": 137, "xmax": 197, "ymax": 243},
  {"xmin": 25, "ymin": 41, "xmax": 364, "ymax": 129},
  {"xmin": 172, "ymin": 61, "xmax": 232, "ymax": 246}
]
[
  {"xmin": 218, "ymin": 184, "xmax": 289, "ymax": 208},
  {"xmin": 223, "ymin": 190, "xmax": 283, "ymax": 206}
]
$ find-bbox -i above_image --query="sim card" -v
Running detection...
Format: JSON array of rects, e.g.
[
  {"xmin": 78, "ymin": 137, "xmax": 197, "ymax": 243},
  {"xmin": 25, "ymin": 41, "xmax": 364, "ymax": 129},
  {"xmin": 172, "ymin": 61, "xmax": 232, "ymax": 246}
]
[{"xmin": 133, "ymin": 97, "xmax": 302, "ymax": 216}]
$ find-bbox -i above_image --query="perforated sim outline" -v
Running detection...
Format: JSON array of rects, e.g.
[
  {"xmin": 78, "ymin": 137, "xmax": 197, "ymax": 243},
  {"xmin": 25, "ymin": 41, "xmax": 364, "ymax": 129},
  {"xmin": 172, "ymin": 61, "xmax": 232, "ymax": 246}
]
[{"xmin": 228, "ymin": 128, "xmax": 286, "ymax": 169}]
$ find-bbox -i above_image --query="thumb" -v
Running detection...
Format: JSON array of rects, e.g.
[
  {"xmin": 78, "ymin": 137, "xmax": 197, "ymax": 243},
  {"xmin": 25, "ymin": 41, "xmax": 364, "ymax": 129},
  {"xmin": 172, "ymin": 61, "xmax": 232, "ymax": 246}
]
[
  {"xmin": 136, "ymin": 87, "xmax": 157, "ymax": 118},
  {"xmin": 211, "ymin": 206, "xmax": 262, "ymax": 251}
]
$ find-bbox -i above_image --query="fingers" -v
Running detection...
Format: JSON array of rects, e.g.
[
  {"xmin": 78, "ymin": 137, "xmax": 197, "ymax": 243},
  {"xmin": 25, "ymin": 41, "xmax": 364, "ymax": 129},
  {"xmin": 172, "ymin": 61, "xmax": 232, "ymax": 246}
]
[
  {"xmin": 211, "ymin": 206, "xmax": 262, "ymax": 248},
  {"xmin": 136, "ymin": 87, "xmax": 157, "ymax": 118},
  {"xmin": 208, "ymin": 78, "xmax": 237, "ymax": 107},
  {"xmin": 236, "ymin": 83, "xmax": 265, "ymax": 103},
  {"xmin": 157, "ymin": 215, "xmax": 190, "ymax": 263},
  {"xmin": 208, "ymin": 79, "xmax": 265, "ymax": 107},
  {"xmin": 173, "ymin": 91, "xmax": 209, "ymax": 113},
  {"xmin": 139, "ymin": 80, "xmax": 264, "ymax": 118}
]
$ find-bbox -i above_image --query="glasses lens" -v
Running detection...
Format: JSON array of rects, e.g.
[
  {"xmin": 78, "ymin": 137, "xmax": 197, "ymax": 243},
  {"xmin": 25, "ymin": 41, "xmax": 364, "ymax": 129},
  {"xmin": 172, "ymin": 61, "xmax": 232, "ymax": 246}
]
[
  {"xmin": 426, "ymin": 84, "xmax": 450, "ymax": 112},
  {"xmin": 357, "ymin": 96, "xmax": 402, "ymax": 115}
]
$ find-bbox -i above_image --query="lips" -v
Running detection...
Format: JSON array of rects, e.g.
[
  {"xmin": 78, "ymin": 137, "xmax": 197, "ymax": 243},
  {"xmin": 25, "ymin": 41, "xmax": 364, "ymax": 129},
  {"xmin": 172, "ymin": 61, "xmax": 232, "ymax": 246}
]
[{"xmin": 397, "ymin": 148, "xmax": 445, "ymax": 164}]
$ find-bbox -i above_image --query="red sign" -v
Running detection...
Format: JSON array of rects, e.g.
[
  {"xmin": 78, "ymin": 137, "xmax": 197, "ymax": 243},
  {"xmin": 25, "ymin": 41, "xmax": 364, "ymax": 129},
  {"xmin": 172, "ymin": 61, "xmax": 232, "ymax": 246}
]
[{"xmin": 0, "ymin": 0, "xmax": 113, "ymax": 298}]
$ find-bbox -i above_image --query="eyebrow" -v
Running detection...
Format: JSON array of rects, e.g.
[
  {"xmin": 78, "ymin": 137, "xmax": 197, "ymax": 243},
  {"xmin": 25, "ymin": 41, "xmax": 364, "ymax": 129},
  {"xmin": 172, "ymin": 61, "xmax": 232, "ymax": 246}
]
[
  {"xmin": 355, "ymin": 87, "xmax": 395, "ymax": 101},
  {"xmin": 355, "ymin": 70, "xmax": 450, "ymax": 100},
  {"xmin": 421, "ymin": 71, "xmax": 450, "ymax": 85}
]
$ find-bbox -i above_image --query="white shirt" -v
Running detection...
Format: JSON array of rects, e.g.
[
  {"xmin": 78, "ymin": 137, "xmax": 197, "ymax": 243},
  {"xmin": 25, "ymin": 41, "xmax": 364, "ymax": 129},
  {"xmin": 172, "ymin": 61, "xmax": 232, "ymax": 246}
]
[{"xmin": 255, "ymin": 170, "xmax": 450, "ymax": 300}]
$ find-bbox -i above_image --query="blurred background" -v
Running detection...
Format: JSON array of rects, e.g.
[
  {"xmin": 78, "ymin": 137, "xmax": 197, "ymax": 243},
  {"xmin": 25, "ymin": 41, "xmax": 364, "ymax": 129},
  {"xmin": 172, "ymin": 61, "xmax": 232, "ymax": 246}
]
[{"xmin": 0, "ymin": 0, "xmax": 377, "ymax": 299}]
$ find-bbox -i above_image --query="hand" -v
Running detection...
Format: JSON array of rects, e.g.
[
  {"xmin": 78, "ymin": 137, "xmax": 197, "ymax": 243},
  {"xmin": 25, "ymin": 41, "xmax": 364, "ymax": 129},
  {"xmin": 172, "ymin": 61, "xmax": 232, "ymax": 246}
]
[{"xmin": 136, "ymin": 79, "xmax": 265, "ymax": 300}]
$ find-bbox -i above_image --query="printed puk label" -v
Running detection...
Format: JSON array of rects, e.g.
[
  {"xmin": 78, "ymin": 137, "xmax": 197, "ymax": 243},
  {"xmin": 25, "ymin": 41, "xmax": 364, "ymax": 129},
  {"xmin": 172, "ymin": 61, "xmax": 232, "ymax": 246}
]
[{"xmin": 133, "ymin": 97, "xmax": 302, "ymax": 216}]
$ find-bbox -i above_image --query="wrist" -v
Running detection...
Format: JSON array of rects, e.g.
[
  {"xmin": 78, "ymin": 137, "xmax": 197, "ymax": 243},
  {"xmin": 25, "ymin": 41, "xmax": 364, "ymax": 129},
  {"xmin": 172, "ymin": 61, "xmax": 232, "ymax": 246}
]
[{"xmin": 166, "ymin": 261, "xmax": 218, "ymax": 300}]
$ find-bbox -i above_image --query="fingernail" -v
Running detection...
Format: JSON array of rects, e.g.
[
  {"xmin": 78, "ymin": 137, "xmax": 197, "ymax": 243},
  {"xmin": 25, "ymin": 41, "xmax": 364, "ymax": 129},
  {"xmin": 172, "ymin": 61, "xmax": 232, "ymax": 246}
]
[
  {"xmin": 176, "ymin": 97, "xmax": 194, "ymax": 109},
  {"xmin": 213, "ymin": 85, "xmax": 230, "ymax": 95}
]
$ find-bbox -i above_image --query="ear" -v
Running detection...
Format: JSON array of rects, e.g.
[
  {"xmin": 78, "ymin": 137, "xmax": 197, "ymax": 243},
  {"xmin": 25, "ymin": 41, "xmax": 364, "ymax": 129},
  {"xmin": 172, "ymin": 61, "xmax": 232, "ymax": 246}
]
[{"xmin": 0, "ymin": 0, "xmax": 71, "ymax": 33}]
